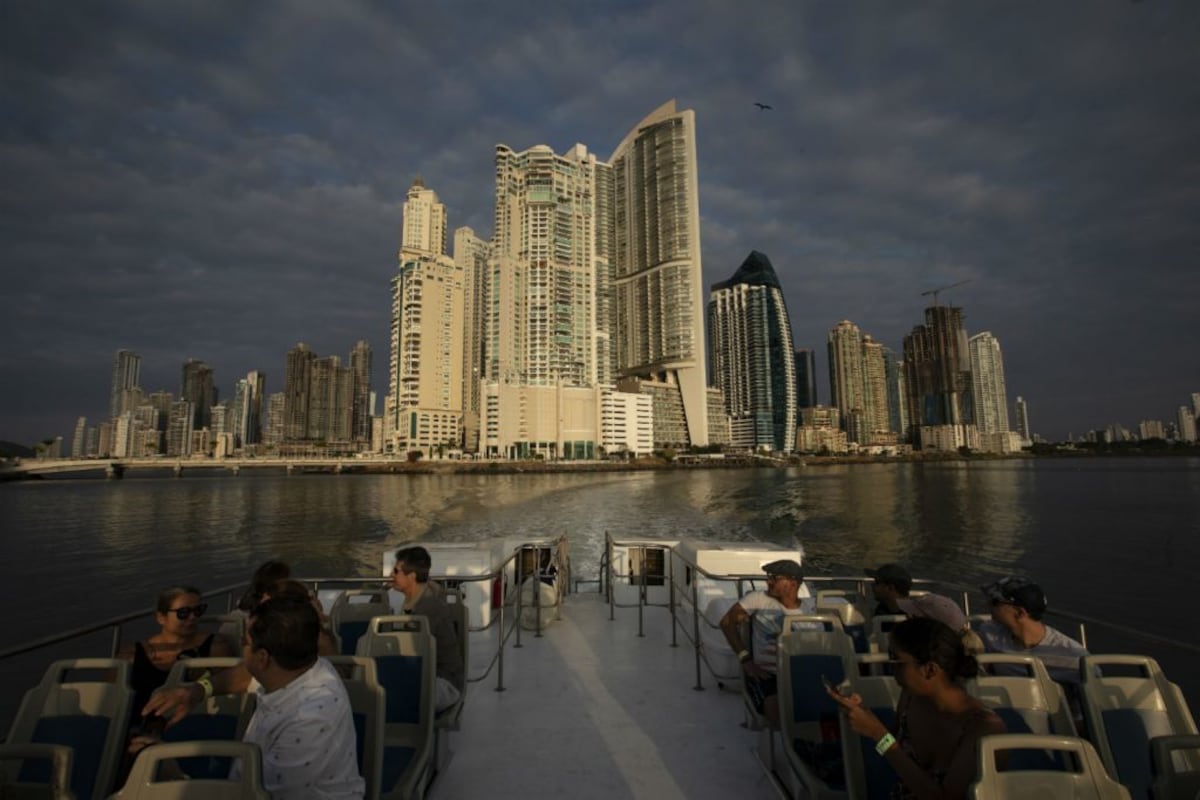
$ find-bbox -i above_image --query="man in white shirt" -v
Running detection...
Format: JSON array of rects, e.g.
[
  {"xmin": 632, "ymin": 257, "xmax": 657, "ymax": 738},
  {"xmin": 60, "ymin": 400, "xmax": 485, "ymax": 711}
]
[
  {"xmin": 977, "ymin": 576, "xmax": 1088, "ymax": 685},
  {"xmin": 235, "ymin": 598, "xmax": 364, "ymax": 799},
  {"xmin": 719, "ymin": 559, "xmax": 817, "ymax": 728}
]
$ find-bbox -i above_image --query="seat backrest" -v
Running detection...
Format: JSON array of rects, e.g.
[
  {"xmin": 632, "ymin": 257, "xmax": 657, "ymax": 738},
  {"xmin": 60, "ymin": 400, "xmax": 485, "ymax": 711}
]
[
  {"xmin": 841, "ymin": 653, "xmax": 901, "ymax": 800},
  {"xmin": 0, "ymin": 743, "xmax": 75, "ymax": 800},
  {"xmin": 966, "ymin": 654, "xmax": 1076, "ymax": 742},
  {"xmin": 112, "ymin": 741, "xmax": 270, "ymax": 799},
  {"xmin": 1150, "ymin": 733, "xmax": 1200, "ymax": 800},
  {"xmin": 1081, "ymin": 654, "xmax": 1199, "ymax": 800},
  {"xmin": 324, "ymin": 656, "xmax": 384, "ymax": 800},
  {"xmin": 969, "ymin": 734, "xmax": 1132, "ymax": 800},
  {"xmin": 198, "ymin": 613, "xmax": 245, "ymax": 650},
  {"xmin": 816, "ymin": 589, "xmax": 869, "ymax": 653},
  {"xmin": 330, "ymin": 589, "xmax": 394, "ymax": 656},
  {"xmin": 354, "ymin": 615, "xmax": 436, "ymax": 800},
  {"xmin": 6, "ymin": 658, "xmax": 132, "ymax": 800},
  {"xmin": 162, "ymin": 657, "xmax": 256, "ymax": 772},
  {"xmin": 867, "ymin": 614, "xmax": 908, "ymax": 654}
]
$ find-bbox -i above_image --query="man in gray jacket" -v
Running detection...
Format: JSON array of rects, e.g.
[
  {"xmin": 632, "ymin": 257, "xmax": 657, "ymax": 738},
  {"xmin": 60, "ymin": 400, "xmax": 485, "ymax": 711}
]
[{"xmin": 391, "ymin": 546, "xmax": 465, "ymax": 711}]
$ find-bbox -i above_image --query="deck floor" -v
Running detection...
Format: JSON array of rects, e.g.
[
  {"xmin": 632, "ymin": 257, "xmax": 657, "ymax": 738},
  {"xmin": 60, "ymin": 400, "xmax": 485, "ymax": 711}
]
[{"xmin": 432, "ymin": 592, "xmax": 783, "ymax": 799}]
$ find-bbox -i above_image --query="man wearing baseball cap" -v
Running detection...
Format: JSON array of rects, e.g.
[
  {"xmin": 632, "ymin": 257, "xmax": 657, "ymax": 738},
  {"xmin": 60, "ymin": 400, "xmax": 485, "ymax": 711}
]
[
  {"xmin": 719, "ymin": 559, "xmax": 816, "ymax": 728},
  {"xmin": 977, "ymin": 576, "xmax": 1088, "ymax": 685}
]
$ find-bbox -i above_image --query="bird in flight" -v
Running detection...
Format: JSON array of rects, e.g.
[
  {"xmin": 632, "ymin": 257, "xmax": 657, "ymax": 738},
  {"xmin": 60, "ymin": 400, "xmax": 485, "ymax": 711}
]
[{"xmin": 754, "ymin": 102, "xmax": 773, "ymax": 111}]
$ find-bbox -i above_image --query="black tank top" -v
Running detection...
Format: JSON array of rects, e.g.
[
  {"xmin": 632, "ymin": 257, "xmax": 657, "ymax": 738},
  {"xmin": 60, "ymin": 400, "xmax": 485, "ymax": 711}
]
[{"xmin": 131, "ymin": 633, "xmax": 215, "ymax": 713}]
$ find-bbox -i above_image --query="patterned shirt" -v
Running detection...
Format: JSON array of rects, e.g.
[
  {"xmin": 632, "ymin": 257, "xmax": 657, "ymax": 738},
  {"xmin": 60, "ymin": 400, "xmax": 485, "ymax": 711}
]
[
  {"xmin": 238, "ymin": 657, "xmax": 365, "ymax": 799},
  {"xmin": 978, "ymin": 620, "xmax": 1089, "ymax": 684}
]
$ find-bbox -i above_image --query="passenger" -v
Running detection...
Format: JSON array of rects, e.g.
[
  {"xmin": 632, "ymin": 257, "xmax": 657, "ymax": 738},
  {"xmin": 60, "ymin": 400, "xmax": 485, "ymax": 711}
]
[
  {"xmin": 719, "ymin": 559, "xmax": 817, "ymax": 728},
  {"xmin": 977, "ymin": 576, "xmax": 1088, "ymax": 685},
  {"xmin": 391, "ymin": 546, "xmax": 465, "ymax": 712},
  {"xmin": 220, "ymin": 559, "xmax": 292, "ymax": 643},
  {"xmin": 262, "ymin": 579, "xmax": 339, "ymax": 656},
  {"xmin": 867, "ymin": 563, "xmax": 983, "ymax": 655},
  {"xmin": 120, "ymin": 586, "xmax": 234, "ymax": 714},
  {"xmin": 132, "ymin": 597, "xmax": 365, "ymax": 799},
  {"xmin": 830, "ymin": 617, "xmax": 1006, "ymax": 800}
]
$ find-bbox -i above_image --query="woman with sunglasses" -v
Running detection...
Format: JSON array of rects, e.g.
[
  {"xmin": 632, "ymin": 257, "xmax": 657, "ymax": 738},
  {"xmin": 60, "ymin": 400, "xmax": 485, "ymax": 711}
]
[
  {"xmin": 122, "ymin": 586, "xmax": 235, "ymax": 713},
  {"xmin": 829, "ymin": 617, "xmax": 1005, "ymax": 800}
]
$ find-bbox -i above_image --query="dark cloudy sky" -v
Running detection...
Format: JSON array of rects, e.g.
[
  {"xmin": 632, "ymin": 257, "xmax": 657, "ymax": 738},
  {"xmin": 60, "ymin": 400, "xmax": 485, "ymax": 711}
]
[{"xmin": 2, "ymin": 1, "xmax": 1198, "ymax": 446}]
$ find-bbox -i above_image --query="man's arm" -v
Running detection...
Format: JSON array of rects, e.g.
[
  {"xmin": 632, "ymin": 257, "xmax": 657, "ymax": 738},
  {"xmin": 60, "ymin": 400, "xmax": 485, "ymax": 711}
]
[
  {"xmin": 140, "ymin": 662, "xmax": 253, "ymax": 725},
  {"xmin": 719, "ymin": 601, "xmax": 769, "ymax": 679}
]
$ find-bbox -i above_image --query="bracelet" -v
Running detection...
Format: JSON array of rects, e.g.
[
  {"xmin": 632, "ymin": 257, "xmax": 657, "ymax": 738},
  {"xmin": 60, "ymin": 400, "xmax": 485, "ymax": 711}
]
[
  {"xmin": 196, "ymin": 675, "xmax": 214, "ymax": 702},
  {"xmin": 737, "ymin": 649, "xmax": 751, "ymax": 663},
  {"xmin": 875, "ymin": 732, "xmax": 897, "ymax": 755}
]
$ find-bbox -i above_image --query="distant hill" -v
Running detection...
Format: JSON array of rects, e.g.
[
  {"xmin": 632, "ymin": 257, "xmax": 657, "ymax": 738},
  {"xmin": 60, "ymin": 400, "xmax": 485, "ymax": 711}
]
[{"xmin": 0, "ymin": 441, "xmax": 35, "ymax": 458}]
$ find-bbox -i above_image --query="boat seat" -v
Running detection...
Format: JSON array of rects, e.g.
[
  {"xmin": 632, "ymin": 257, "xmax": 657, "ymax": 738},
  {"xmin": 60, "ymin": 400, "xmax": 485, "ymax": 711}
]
[
  {"xmin": 840, "ymin": 653, "xmax": 901, "ymax": 800},
  {"xmin": 777, "ymin": 613, "xmax": 855, "ymax": 799},
  {"xmin": 1081, "ymin": 655, "xmax": 1199, "ymax": 800},
  {"xmin": 355, "ymin": 615, "xmax": 436, "ymax": 800},
  {"xmin": 6, "ymin": 658, "xmax": 133, "ymax": 800},
  {"xmin": 816, "ymin": 589, "xmax": 869, "ymax": 654},
  {"xmin": 866, "ymin": 614, "xmax": 907, "ymax": 655},
  {"xmin": 1150, "ymin": 734, "xmax": 1200, "ymax": 800},
  {"xmin": 326, "ymin": 656, "xmax": 385, "ymax": 800},
  {"xmin": 330, "ymin": 589, "xmax": 394, "ymax": 656},
  {"xmin": 969, "ymin": 734, "xmax": 1132, "ymax": 800},
  {"xmin": 161, "ymin": 658, "xmax": 256, "ymax": 780},
  {"xmin": 198, "ymin": 613, "xmax": 245, "ymax": 651},
  {"xmin": 966, "ymin": 653, "xmax": 1077, "ymax": 749},
  {"xmin": 111, "ymin": 741, "xmax": 270, "ymax": 799},
  {"xmin": 0, "ymin": 743, "xmax": 75, "ymax": 799}
]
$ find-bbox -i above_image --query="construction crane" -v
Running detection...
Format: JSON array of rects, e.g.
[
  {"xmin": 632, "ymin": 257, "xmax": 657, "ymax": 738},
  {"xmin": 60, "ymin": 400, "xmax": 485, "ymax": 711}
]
[{"xmin": 920, "ymin": 279, "xmax": 973, "ymax": 307}]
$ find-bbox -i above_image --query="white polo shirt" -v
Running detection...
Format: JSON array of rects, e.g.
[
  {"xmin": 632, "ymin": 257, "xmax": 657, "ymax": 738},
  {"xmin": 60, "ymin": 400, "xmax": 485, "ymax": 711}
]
[{"xmin": 738, "ymin": 585, "xmax": 818, "ymax": 673}]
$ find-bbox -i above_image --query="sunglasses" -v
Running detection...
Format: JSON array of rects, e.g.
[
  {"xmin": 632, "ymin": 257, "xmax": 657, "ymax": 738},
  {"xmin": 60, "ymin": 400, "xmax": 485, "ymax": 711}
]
[{"xmin": 165, "ymin": 603, "xmax": 208, "ymax": 620}]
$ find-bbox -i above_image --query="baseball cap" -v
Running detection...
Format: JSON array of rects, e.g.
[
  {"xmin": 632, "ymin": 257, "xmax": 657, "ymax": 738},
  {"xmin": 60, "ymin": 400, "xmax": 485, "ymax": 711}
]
[
  {"xmin": 865, "ymin": 563, "xmax": 913, "ymax": 593},
  {"xmin": 982, "ymin": 576, "xmax": 1047, "ymax": 618},
  {"xmin": 896, "ymin": 593, "xmax": 967, "ymax": 632},
  {"xmin": 761, "ymin": 559, "xmax": 804, "ymax": 581}
]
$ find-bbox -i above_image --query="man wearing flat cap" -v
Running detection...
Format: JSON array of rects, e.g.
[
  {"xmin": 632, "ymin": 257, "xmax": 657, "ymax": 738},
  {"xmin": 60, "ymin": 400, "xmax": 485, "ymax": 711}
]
[
  {"xmin": 978, "ymin": 576, "xmax": 1088, "ymax": 685},
  {"xmin": 719, "ymin": 559, "xmax": 816, "ymax": 728}
]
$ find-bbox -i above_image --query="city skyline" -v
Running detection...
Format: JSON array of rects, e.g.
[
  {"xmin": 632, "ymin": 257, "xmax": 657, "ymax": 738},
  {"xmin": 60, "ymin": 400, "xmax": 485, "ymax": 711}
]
[{"xmin": 3, "ymin": 3, "xmax": 1199, "ymax": 445}]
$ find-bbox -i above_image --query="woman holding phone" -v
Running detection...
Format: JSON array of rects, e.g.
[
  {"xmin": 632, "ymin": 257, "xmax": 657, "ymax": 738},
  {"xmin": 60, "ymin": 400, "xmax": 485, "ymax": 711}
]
[{"xmin": 828, "ymin": 617, "xmax": 1005, "ymax": 800}]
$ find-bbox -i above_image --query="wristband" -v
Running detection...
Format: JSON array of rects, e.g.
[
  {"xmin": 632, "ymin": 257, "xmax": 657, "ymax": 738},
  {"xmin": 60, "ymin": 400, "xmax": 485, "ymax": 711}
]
[
  {"xmin": 875, "ymin": 732, "xmax": 897, "ymax": 755},
  {"xmin": 737, "ymin": 649, "xmax": 751, "ymax": 663},
  {"xmin": 196, "ymin": 675, "xmax": 214, "ymax": 702}
]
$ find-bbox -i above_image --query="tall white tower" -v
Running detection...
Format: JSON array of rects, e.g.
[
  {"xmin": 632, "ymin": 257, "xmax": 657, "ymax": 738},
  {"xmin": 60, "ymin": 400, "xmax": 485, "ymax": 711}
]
[
  {"xmin": 609, "ymin": 100, "xmax": 709, "ymax": 446},
  {"xmin": 968, "ymin": 332, "xmax": 1011, "ymax": 434},
  {"xmin": 401, "ymin": 177, "xmax": 448, "ymax": 256}
]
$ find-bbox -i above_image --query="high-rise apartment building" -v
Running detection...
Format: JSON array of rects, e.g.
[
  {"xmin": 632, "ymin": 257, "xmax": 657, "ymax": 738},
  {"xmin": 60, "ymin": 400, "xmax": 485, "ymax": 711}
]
[
  {"xmin": 308, "ymin": 356, "xmax": 354, "ymax": 443},
  {"xmin": 707, "ymin": 250, "xmax": 797, "ymax": 452},
  {"xmin": 109, "ymin": 350, "xmax": 141, "ymax": 421},
  {"xmin": 166, "ymin": 400, "xmax": 194, "ymax": 457},
  {"xmin": 71, "ymin": 416, "xmax": 87, "ymax": 458},
  {"xmin": 180, "ymin": 359, "xmax": 216, "ymax": 430},
  {"xmin": 401, "ymin": 177, "xmax": 448, "ymax": 256},
  {"xmin": 610, "ymin": 101, "xmax": 709, "ymax": 447},
  {"xmin": 389, "ymin": 250, "xmax": 464, "ymax": 455},
  {"xmin": 794, "ymin": 348, "xmax": 817, "ymax": 409},
  {"xmin": 284, "ymin": 344, "xmax": 315, "ymax": 441},
  {"xmin": 902, "ymin": 305, "xmax": 977, "ymax": 450},
  {"xmin": 244, "ymin": 370, "xmax": 265, "ymax": 445},
  {"xmin": 490, "ymin": 142, "xmax": 603, "ymax": 389},
  {"xmin": 1176, "ymin": 405, "xmax": 1197, "ymax": 443},
  {"xmin": 455, "ymin": 227, "xmax": 490, "ymax": 452},
  {"xmin": 1014, "ymin": 396, "xmax": 1031, "ymax": 443},
  {"xmin": 968, "ymin": 332, "xmax": 1011, "ymax": 434},
  {"xmin": 861, "ymin": 335, "xmax": 890, "ymax": 439},
  {"xmin": 884, "ymin": 349, "xmax": 906, "ymax": 439},
  {"xmin": 349, "ymin": 341, "xmax": 372, "ymax": 444},
  {"xmin": 1192, "ymin": 392, "xmax": 1200, "ymax": 422},
  {"xmin": 828, "ymin": 320, "xmax": 892, "ymax": 444}
]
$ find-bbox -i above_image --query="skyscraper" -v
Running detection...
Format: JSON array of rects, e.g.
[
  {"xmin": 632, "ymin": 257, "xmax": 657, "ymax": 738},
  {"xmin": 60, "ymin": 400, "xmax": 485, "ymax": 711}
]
[
  {"xmin": 109, "ymin": 349, "xmax": 141, "ymax": 421},
  {"xmin": 71, "ymin": 416, "xmax": 87, "ymax": 458},
  {"xmin": 401, "ymin": 177, "xmax": 448, "ymax": 256},
  {"xmin": 707, "ymin": 250, "xmax": 798, "ymax": 452},
  {"xmin": 968, "ymin": 332, "xmax": 1011, "ymax": 434},
  {"xmin": 1175, "ymin": 406, "xmax": 1196, "ymax": 443},
  {"xmin": 1014, "ymin": 396, "xmax": 1031, "ymax": 443},
  {"xmin": 861, "ymin": 335, "xmax": 891, "ymax": 439},
  {"xmin": 180, "ymin": 359, "xmax": 215, "ymax": 430},
  {"xmin": 284, "ymin": 344, "xmax": 315, "ymax": 441},
  {"xmin": 902, "ymin": 305, "xmax": 977, "ymax": 450},
  {"xmin": 245, "ymin": 370, "xmax": 265, "ymax": 445},
  {"xmin": 794, "ymin": 348, "xmax": 817, "ymax": 409},
  {"xmin": 489, "ymin": 142, "xmax": 602, "ymax": 388},
  {"xmin": 827, "ymin": 320, "xmax": 868, "ymax": 443},
  {"xmin": 455, "ymin": 227, "xmax": 490, "ymax": 452},
  {"xmin": 609, "ymin": 100, "xmax": 709, "ymax": 447},
  {"xmin": 349, "ymin": 341, "xmax": 372, "ymax": 444}
]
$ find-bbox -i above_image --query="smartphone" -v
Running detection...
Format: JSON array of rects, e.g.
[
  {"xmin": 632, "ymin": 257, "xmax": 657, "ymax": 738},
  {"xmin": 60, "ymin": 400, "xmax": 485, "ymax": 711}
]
[{"xmin": 821, "ymin": 674, "xmax": 849, "ymax": 696}]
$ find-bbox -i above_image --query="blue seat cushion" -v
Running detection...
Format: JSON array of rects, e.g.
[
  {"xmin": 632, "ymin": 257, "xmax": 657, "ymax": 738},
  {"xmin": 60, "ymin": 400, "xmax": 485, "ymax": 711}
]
[
  {"xmin": 380, "ymin": 745, "xmax": 416, "ymax": 792},
  {"xmin": 859, "ymin": 707, "xmax": 898, "ymax": 800},
  {"xmin": 339, "ymin": 621, "xmax": 370, "ymax": 655},
  {"xmin": 352, "ymin": 712, "xmax": 367, "ymax": 773},
  {"xmin": 1103, "ymin": 708, "xmax": 1171, "ymax": 800},
  {"xmin": 162, "ymin": 714, "xmax": 241, "ymax": 779},
  {"xmin": 844, "ymin": 624, "xmax": 869, "ymax": 654},
  {"xmin": 374, "ymin": 655, "xmax": 423, "ymax": 725},
  {"xmin": 24, "ymin": 715, "xmax": 111, "ymax": 798},
  {"xmin": 789, "ymin": 654, "xmax": 846, "ymax": 722}
]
